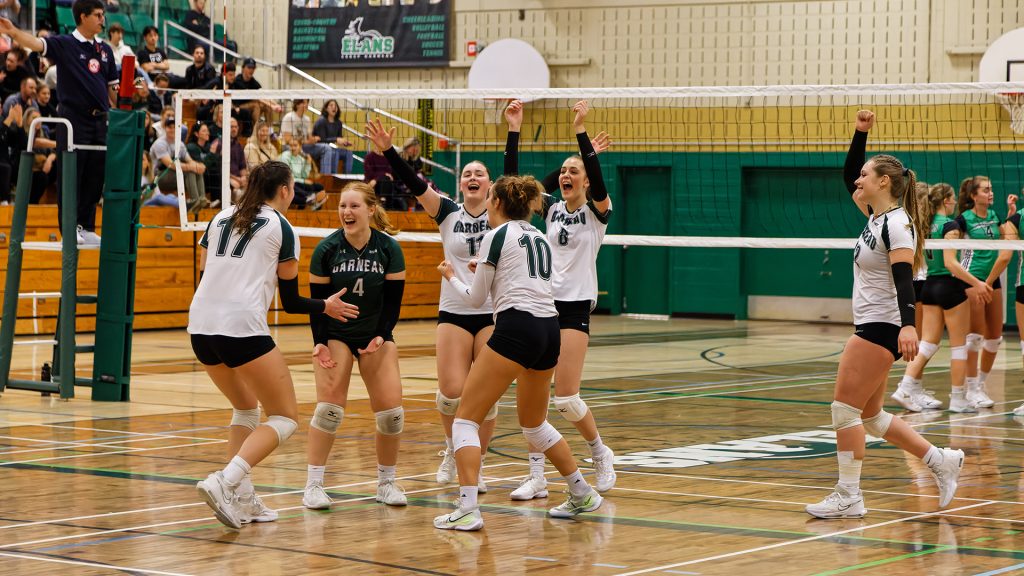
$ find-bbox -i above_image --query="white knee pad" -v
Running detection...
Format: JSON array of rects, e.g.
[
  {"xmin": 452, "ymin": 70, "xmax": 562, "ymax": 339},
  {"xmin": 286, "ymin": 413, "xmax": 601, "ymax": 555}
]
[
  {"xmin": 375, "ymin": 406, "xmax": 404, "ymax": 435},
  {"xmin": 831, "ymin": 401, "xmax": 863, "ymax": 431},
  {"xmin": 266, "ymin": 415, "xmax": 297, "ymax": 443},
  {"xmin": 862, "ymin": 411, "xmax": 893, "ymax": 438},
  {"xmin": 310, "ymin": 402, "xmax": 344, "ymax": 434},
  {"xmin": 230, "ymin": 407, "xmax": 260, "ymax": 430},
  {"xmin": 918, "ymin": 341, "xmax": 939, "ymax": 360},
  {"xmin": 522, "ymin": 421, "xmax": 563, "ymax": 452},
  {"xmin": 553, "ymin": 394, "xmax": 588, "ymax": 423},
  {"xmin": 452, "ymin": 418, "xmax": 481, "ymax": 452},
  {"xmin": 484, "ymin": 402, "xmax": 498, "ymax": 421},
  {"xmin": 950, "ymin": 345, "xmax": 968, "ymax": 361},
  {"xmin": 435, "ymin": 390, "xmax": 460, "ymax": 416},
  {"xmin": 983, "ymin": 337, "xmax": 1003, "ymax": 353},
  {"xmin": 966, "ymin": 333, "xmax": 983, "ymax": 352}
]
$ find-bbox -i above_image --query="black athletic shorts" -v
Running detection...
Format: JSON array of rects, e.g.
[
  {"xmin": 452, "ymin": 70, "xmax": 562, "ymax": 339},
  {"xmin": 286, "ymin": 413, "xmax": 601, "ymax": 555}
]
[
  {"xmin": 326, "ymin": 334, "xmax": 396, "ymax": 357},
  {"xmin": 437, "ymin": 311, "xmax": 494, "ymax": 336},
  {"xmin": 921, "ymin": 275, "xmax": 969, "ymax": 310},
  {"xmin": 913, "ymin": 279, "xmax": 925, "ymax": 302},
  {"xmin": 487, "ymin": 308, "xmax": 560, "ymax": 370},
  {"xmin": 555, "ymin": 299, "xmax": 592, "ymax": 334},
  {"xmin": 853, "ymin": 322, "xmax": 901, "ymax": 361},
  {"xmin": 191, "ymin": 334, "xmax": 277, "ymax": 368}
]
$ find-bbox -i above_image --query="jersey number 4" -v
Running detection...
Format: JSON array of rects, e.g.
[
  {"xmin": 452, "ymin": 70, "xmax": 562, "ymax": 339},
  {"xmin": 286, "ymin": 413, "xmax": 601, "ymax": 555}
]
[
  {"xmin": 215, "ymin": 217, "xmax": 269, "ymax": 258},
  {"xmin": 518, "ymin": 234, "xmax": 552, "ymax": 280}
]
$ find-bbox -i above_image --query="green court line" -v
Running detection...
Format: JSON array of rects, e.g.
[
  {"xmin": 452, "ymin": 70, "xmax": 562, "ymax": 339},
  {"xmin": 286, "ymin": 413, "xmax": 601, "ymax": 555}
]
[{"xmin": 809, "ymin": 545, "xmax": 954, "ymax": 576}]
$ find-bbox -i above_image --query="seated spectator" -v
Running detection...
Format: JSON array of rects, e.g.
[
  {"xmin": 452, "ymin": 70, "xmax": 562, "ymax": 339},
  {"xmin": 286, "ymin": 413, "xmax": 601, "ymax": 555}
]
[
  {"xmin": 0, "ymin": 101, "xmax": 19, "ymax": 205},
  {"xmin": 363, "ymin": 145, "xmax": 405, "ymax": 210},
  {"xmin": 150, "ymin": 116, "xmax": 208, "ymax": 212},
  {"xmin": 142, "ymin": 148, "xmax": 178, "ymax": 207},
  {"xmin": 148, "ymin": 73, "xmax": 171, "ymax": 118},
  {"xmin": 142, "ymin": 110, "xmax": 157, "ymax": 150},
  {"xmin": 278, "ymin": 132, "xmax": 326, "ymax": 210},
  {"xmin": 0, "ymin": 50, "xmax": 31, "ymax": 102},
  {"xmin": 186, "ymin": 121, "xmax": 221, "ymax": 205},
  {"xmin": 208, "ymin": 103, "xmax": 223, "ymax": 141},
  {"xmin": 105, "ymin": 23, "xmax": 133, "ymax": 69},
  {"xmin": 393, "ymin": 136, "xmax": 426, "ymax": 210},
  {"xmin": 2, "ymin": 76, "xmax": 37, "ymax": 116},
  {"xmin": 203, "ymin": 60, "xmax": 234, "ymax": 90},
  {"xmin": 104, "ymin": 0, "xmax": 120, "ymax": 13},
  {"xmin": 184, "ymin": 45, "xmax": 216, "ymax": 89},
  {"xmin": 22, "ymin": 108, "xmax": 57, "ymax": 204},
  {"xmin": 137, "ymin": 26, "xmax": 184, "ymax": 88},
  {"xmin": 243, "ymin": 119, "xmax": 277, "ymax": 171},
  {"xmin": 227, "ymin": 117, "xmax": 246, "ymax": 199},
  {"xmin": 230, "ymin": 58, "xmax": 279, "ymax": 136},
  {"xmin": 312, "ymin": 98, "xmax": 353, "ymax": 174},
  {"xmin": 281, "ymin": 98, "xmax": 338, "ymax": 175},
  {"xmin": 131, "ymin": 78, "xmax": 150, "ymax": 112},
  {"xmin": 183, "ymin": 0, "xmax": 212, "ymax": 54},
  {"xmin": 154, "ymin": 107, "xmax": 187, "ymax": 142},
  {"xmin": 36, "ymin": 82, "xmax": 56, "ymax": 118}
]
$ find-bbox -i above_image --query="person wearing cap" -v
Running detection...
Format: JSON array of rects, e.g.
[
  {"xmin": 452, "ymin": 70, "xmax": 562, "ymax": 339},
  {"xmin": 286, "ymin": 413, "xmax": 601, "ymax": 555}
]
[
  {"xmin": 150, "ymin": 114, "xmax": 208, "ymax": 213},
  {"xmin": 0, "ymin": 0, "xmax": 118, "ymax": 245},
  {"xmin": 230, "ymin": 57, "xmax": 280, "ymax": 137},
  {"xmin": 105, "ymin": 22, "xmax": 133, "ymax": 69}
]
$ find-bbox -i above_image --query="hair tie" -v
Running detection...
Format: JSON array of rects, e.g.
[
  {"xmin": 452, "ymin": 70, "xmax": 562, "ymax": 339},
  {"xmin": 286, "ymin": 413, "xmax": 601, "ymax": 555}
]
[{"xmin": 902, "ymin": 168, "xmax": 910, "ymax": 177}]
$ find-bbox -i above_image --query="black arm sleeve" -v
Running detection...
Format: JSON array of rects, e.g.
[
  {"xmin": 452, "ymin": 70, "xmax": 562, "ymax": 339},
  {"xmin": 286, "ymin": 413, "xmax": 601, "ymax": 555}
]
[
  {"xmin": 504, "ymin": 130, "xmax": 519, "ymax": 176},
  {"xmin": 891, "ymin": 262, "xmax": 916, "ymax": 327},
  {"xmin": 843, "ymin": 130, "xmax": 868, "ymax": 195},
  {"xmin": 576, "ymin": 132, "xmax": 608, "ymax": 201},
  {"xmin": 278, "ymin": 276, "xmax": 326, "ymax": 315},
  {"xmin": 374, "ymin": 279, "xmax": 405, "ymax": 339},
  {"xmin": 541, "ymin": 168, "xmax": 560, "ymax": 196},
  {"xmin": 309, "ymin": 282, "xmax": 333, "ymax": 346},
  {"xmin": 382, "ymin": 147, "xmax": 428, "ymax": 196}
]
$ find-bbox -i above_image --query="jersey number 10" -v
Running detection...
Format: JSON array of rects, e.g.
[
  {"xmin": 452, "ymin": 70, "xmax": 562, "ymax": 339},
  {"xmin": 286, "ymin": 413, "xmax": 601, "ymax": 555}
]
[{"xmin": 518, "ymin": 234, "xmax": 552, "ymax": 280}]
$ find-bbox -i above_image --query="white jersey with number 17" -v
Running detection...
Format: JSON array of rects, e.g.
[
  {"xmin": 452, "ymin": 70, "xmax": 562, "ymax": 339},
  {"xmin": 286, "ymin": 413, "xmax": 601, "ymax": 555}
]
[{"xmin": 435, "ymin": 196, "xmax": 494, "ymax": 315}]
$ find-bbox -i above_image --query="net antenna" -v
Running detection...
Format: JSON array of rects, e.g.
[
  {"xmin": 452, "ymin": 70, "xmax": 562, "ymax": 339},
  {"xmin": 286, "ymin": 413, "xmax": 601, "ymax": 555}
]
[
  {"xmin": 467, "ymin": 39, "xmax": 550, "ymax": 124},
  {"xmin": 980, "ymin": 26, "xmax": 1024, "ymax": 134}
]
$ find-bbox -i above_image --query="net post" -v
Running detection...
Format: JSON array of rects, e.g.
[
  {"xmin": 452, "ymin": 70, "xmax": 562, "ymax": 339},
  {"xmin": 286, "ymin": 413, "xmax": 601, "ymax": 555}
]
[
  {"xmin": 57, "ymin": 149, "xmax": 78, "ymax": 400},
  {"xmin": 0, "ymin": 152, "xmax": 38, "ymax": 394}
]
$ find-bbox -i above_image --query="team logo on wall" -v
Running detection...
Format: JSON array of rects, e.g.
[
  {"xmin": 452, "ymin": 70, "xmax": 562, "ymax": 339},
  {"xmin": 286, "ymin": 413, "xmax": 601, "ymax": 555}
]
[
  {"xmin": 602, "ymin": 430, "xmax": 885, "ymax": 469},
  {"xmin": 340, "ymin": 17, "xmax": 395, "ymax": 59}
]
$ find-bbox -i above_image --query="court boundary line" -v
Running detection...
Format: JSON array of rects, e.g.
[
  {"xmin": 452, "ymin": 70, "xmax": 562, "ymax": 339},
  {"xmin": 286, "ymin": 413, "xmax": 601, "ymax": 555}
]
[{"xmin": 0, "ymin": 551, "xmax": 194, "ymax": 576}]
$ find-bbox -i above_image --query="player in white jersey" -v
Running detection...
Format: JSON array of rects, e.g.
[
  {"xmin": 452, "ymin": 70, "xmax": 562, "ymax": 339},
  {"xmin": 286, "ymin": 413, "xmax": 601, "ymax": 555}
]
[
  {"xmin": 805, "ymin": 111, "xmax": 963, "ymax": 520},
  {"xmin": 188, "ymin": 161, "xmax": 356, "ymax": 529},
  {"xmin": 433, "ymin": 175, "xmax": 603, "ymax": 531},
  {"xmin": 365, "ymin": 116, "xmax": 505, "ymax": 491},
  {"xmin": 503, "ymin": 100, "xmax": 617, "ymax": 499}
]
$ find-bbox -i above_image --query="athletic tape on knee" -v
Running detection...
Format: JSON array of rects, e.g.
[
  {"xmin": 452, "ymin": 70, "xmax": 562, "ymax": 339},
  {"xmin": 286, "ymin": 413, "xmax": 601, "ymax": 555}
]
[
  {"xmin": 918, "ymin": 341, "xmax": 939, "ymax": 360},
  {"xmin": 966, "ymin": 333, "xmax": 983, "ymax": 352},
  {"xmin": 375, "ymin": 406, "xmax": 404, "ymax": 435},
  {"xmin": 831, "ymin": 401, "xmax": 863, "ymax": 431},
  {"xmin": 553, "ymin": 394, "xmax": 588, "ymax": 423},
  {"xmin": 230, "ymin": 407, "xmax": 260, "ymax": 430},
  {"xmin": 435, "ymin": 390, "xmax": 460, "ymax": 416},
  {"xmin": 862, "ymin": 411, "xmax": 893, "ymax": 438},
  {"xmin": 266, "ymin": 415, "xmax": 297, "ymax": 443},
  {"xmin": 452, "ymin": 418, "xmax": 481, "ymax": 452},
  {"xmin": 950, "ymin": 345, "xmax": 968, "ymax": 361},
  {"xmin": 983, "ymin": 337, "xmax": 1003, "ymax": 353},
  {"xmin": 310, "ymin": 402, "xmax": 344, "ymax": 434},
  {"xmin": 522, "ymin": 421, "xmax": 563, "ymax": 452},
  {"xmin": 484, "ymin": 402, "xmax": 498, "ymax": 421}
]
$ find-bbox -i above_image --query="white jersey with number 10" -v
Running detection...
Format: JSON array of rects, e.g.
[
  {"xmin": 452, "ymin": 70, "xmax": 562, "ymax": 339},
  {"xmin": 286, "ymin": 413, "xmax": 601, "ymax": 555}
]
[{"xmin": 479, "ymin": 220, "xmax": 558, "ymax": 318}]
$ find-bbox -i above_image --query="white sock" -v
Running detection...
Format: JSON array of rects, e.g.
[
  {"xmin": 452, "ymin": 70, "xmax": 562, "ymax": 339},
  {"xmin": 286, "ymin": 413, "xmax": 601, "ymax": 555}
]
[
  {"xmin": 445, "ymin": 437, "xmax": 454, "ymax": 451},
  {"xmin": 951, "ymin": 386, "xmax": 965, "ymax": 398},
  {"xmin": 528, "ymin": 452, "xmax": 546, "ymax": 479},
  {"xmin": 459, "ymin": 486, "xmax": 479, "ymax": 510},
  {"xmin": 1019, "ymin": 340, "xmax": 1024, "ymax": 355},
  {"xmin": 237, "ymin": 473, "xmax": 254, "ymax": 495},
  {"xmin": 586, "ymin": 434, "xmax": 607, "ymax": 456},
  {"xmin": 923, "ymin": 445, "xmax": 943, "ymax": 468},
  {"xmin": 837, "ymin": 451, "xmax": 862, "ymax": 494},
  {"xmin": 966, "ymin": 376, "xmax": 979, "ymax": 388},
  {"xmin": 979, "ymin": 371, "xmax": 989, "ymax": 385},
  {"xmin": 899, "ymin": 375, "xmax": 920, "ymax": 390},
  {"xmin": 222, "ymin": 455, "xmax": 250, "ymax": 486},
  {"xmin": 378, "ymin": 464, "xmax": 396, "ymax": 482},
  {"xmin": 307, "ymin": 465, "xmax": 325, "ymax": 486},
  {"xmin": 565, "ymin": 469, "xmax": 591, "ymax": 498}
]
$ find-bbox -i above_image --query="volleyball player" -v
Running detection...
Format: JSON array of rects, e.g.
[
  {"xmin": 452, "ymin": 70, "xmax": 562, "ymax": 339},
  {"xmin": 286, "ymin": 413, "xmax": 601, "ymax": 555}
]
[
  {"xmin": 189, "ymin": 161, "xmax": 357, "ymax": 529},
  {"xmin": 892, "ymin": 183, "xmax": 993, "ymax": 413},
  {"xmin": 433, "ymin": 175, "xmax": 603, "ymax": 531},
  {"xmin": 364, "ymin": 115, "xmax": 505, "ymax": 491},
  {"xmin": 504, "ymin": 100, "xmax": 617, "ymax": 499},
  {"xmin": 302, "ymin": 182, "xmax": 408, "ymax": 509},
  {"xmin": 913, "ymin": 182, "xmax": 930, "ymax": 340},
  {"xmin": 805, "ymin": 110, "xmax": 963, "ymax": 519},
  {"xmin": 999, "ymin": 194, "xmax": 1024, "ymax": 416},
  {"xmin": 956, "ymin": 176, "xmax": 1012, "ymax": 409}
]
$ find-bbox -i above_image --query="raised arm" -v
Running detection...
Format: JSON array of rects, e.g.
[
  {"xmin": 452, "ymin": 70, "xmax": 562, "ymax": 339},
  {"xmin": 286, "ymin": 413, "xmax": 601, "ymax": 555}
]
[
  {"xmin": 366, "ymin": 118, "xmax": 443, "ymax": 217},
  {"xmin": 845, "ymin": 110, "xmax": 874, "ymax": 217},
  {"xmin": 503, "ymin": 99, "xmax": 522, "ymax": 176},
  {"xmin": 572, "ymin": 100, "xmax": 610, "ymax": 214},
  {"xmin": 0, "ymin": 18, "xmax": 43, "ymax": 53}
]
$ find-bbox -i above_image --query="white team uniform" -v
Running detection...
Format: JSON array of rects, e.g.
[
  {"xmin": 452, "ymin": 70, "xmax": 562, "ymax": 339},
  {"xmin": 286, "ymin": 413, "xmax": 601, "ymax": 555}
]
[
  {"xmin": 852, "ymin": 207, "xmax": 915, "ymax": 325},
  {"xmin": 447, "ymin": 220, "xmax": 557, "ymax": 318},
  {"xmin": 188, "ymin": 205, "xmax": 300, "ymax": 337},
  {"xmin": 543, "ymin": 196, "xmax": 611, "ymax": 305},
  {"xmin": 434, "ymin": 196, "xmax": 495, "ymax": 315}
]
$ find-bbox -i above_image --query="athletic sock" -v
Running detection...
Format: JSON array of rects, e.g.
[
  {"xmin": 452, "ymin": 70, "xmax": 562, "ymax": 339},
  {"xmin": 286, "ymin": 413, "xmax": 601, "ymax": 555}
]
[
  {"xmin": 222, "ymin": 455, "xmax": 250, "ymax": 486},
  {"xmin": 528, "ymin": 452, "xmax": 546, "ymax": 479},
  {"xmin": 237, "ymin": 473, "xmax": 255, "ymax": 495},
  {"xmin": 837, "ymin": 451, "xmax": 862, "ymax": 494},
  {"xmin": 445, "ymin": 437, "xmax": 454, "ymax": 451},
  {"xmin": 923, "ymin": 445, "xmax": 943, "ymax": 468},
  {"xmin": 378, "ymin": 464, "xmax": 396, "ymax": 482},
  {"xmin": 979, "ymin": 371, "xmax": 989, "ymax": 385},
  {"xmin": 459, "ymin": 486, "xmax": 479, "ymax": 510},
  {"xmin": 565, "ymin": 469, "xmax": 591, "ymax": 498},
  {"xmin": 307, "ymin": 465, "xmax": 326, "ymax": 486},
  {"xmin": 586, "ymin": 434, "xmax": 607, "ymax": 457}
]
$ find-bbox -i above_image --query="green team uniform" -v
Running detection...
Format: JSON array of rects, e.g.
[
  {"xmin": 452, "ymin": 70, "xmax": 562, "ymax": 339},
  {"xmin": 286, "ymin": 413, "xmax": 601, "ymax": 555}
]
[
  {"xmin": 925, "ymin": 213, "xmax": 957, "ymax": 277},
  {"xmin": 311, "ymin": 229, "xmax": 405, "ymax": 344},
  {"xmin": 957, "ymin": 210, "xmax": 1000, "ymax": 279}
]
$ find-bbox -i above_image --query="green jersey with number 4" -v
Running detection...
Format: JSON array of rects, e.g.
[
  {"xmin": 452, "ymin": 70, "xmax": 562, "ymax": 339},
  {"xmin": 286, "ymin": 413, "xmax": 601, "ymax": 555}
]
[{"xmin": 957, "ymin": 209, "xmax": 1000, "ymax": 279}]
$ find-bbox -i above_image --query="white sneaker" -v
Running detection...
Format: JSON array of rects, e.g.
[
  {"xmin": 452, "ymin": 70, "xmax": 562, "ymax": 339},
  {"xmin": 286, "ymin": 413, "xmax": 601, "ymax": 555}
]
[
  {"xmin": 949, "ymin": 394, "xmax": 978, "ymax": 413},
  {"xmin": 478, "ymin": 471, "xmax": 488, "ymax": 494},
  {"xmin": 78, "ymin": 228, "xmax": 101, "ymax": 246},
  {"xmin": 1014, "ymin": 403, "xmax": 1024, "ymax": 417},
  {"xmin": 433, "ymin": 507, "xmax": 484, "ymax": 531},
  {"xmin": 929, "ymin": 448, "xmax": 964, "ymax": 508},
  {"xmin": 196, "ymin": 471, "xmax": 242, "ymax": 529},
  {"xmin": 592, "ymin": 448, "xmax": 617, "ymax": 493},
  {"xmin": 966, "ymin": 382, "xmax": 995, "ymax": 408},
  {"xmin": 805, "ymin": 485, "xmax": 866, "ymax": 519},
  {"xmin": 549, "ymin": 489, "xmax": 603, "ymax": 518},
  {"xmin": 510, "ymin": 475, "xmax": 548, "ymax": 501},
  {"xmin": 914, "ymin": 389, "xmax": 944, "ymax": 410},
  {"xmin": 236, "ymin": 491, "xmax": 277, "ymax": 523},
  {"xmin": 891, "ymin": 387, "xmax": 923, "ymax": 412},
  {"xmin": 376, "ymin": 478, "xmax": 408, "ymax": 506},
  {"xmin": 436, "ymin": 449, "xmax": 456, "ymax": 484},
  {"xmin": 75, "ymin": 225, "xmax": 85, "ymax": 245},
  {"xmin": 302, "ymin": 481, "xmax": 332, "ymax": 510}
]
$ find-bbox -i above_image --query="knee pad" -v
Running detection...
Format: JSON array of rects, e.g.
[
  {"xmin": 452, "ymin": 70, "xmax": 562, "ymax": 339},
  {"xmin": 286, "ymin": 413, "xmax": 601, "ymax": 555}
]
[
  {"xmin": 522, "ymin": 421, "xmax": 563, "ymax": 453},
  {"xmin": 831, "ymin": 401, "xmax": 863, "ymax": 431},
  {"xmin": 452, "ymin": 418, "xmax": 481, "ymax": 452},
  {"xmin": 966, "ymin": 333, "xmax": 983, "ymax": 352},
  {"xmin": 310, "ymin": 402, "xmax": 344, "ymax": 434},
  {"xmin": 983, "ymin": 337, "xmax": 1003, "ymax": 353},
  {"xmin": 862, "ymin": 411, "xmax": 893, "ymax": 438},
  {"xmin": 266, "ymin": 415, "xmax": 297, "ymax": 443},
  {"xmin": 230, "ymin": 407, "xmax": 260, "ymax": 430},
  {"xmin": 950, "ymin": 345, "xmax": 968, "ymax": 361},
  {"xmin": 375, "ymin": 406, "xmax": 404, "ymax": 435},
  {"xmin": 553, "ymin": 394, "xmax": 588, "ymax": 423},
  {"xmin": 485, "ymin": 402, "xmax": 498, "ymax": 421},
  {"xmin": 435, "ymin": 390, "xmax": 460, "ymax": 416},
  {"xmin": 918, "ymin": 341, "xmax": 939, "ymax": 360}
]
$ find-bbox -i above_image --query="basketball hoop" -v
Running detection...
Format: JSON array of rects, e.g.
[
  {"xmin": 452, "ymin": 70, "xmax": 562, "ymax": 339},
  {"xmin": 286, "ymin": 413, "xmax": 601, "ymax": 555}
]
[
  {"xmin": 482, "ymin": 98, "xmax": 512, "ymax": 125},
  {"xmin": 997, "ymin": 92, "xmax": 1024, "ymax": 135}
]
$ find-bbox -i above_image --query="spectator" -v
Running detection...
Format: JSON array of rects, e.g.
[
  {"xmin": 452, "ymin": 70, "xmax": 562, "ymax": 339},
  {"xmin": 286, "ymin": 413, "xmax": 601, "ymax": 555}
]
[
  {"xmin": 0, "ymin": 50, "xmax": 31, "ymax": 102},
  {"xmin": 392, "ymin": 136, "xmax": 425, "ymax": 209},
  {"xmin": 278, "ymin": 131, "xmax": 325, "ymax": 210},
  {"xmin": 2, "ymin": 76, "xmax": 37, "ymax": 115},
  {"xmin": 0, "ymin": 0, "xmax": 119, "ymax": 245},
  {"xmin": 0, "ymin": 101, "xmax": 19, "ymax": 205},
  {"xmin": 148, "ymin": 73, "xmax": 171, "ymax": 117},
  {"xmin": 184, "ymin": 44, "xmax": 215, "ymax": 89},
  {"xmin": 312, "ymin": 98, "xmax": 353, "ymax": 174},
  {"xmin": 243, "ymin": 119, "xmax": 276, "ymax": 171},
  {"xmin": 229, "ymin": 57, "xmax": 279, "ymax": 137},
  {"xmin": 142, "ymin": 108, "xmax": 156, "ymax": 150},
  {"xmin": 281, "ymin": 98, "xmax": 336, "ymax": 175},
  {"xmin": 227, "ymin": 116, "xmax": 246, "ymax": 199},
  {"xmin": 363, "ymin": 145, "xmax": 400, "ymax": 209},
  {"xmin": 186, "ymin": 121, "xmax": 221, "ymax": 204},
  {"xmin": 183, "ymin": 0, "xmax": 211, "ymax": 55},
  {"xmin": 150, "ymin": 115, "xmax": 207, "ymax": 212},
  {"xmin": 207, "ymin": 102, "xmax": 223, "ymax": 141},
  {"xmin": 36, "ymin": 82, "xmax": 56, "ymax": 117},
  {"xmin": 21, "ymin": 107, "xmax": 58, "ymax": 204},
  {"xmin": 136, "ymin": 26, "xmax": 183, "ymax": 88},
  {"xmin": 142, "ymin": 147, "xmax": 178, "ymax": 207},
  {"xmin": 104, "ymin": 22, "xmax": 133, "ymax": 69}
]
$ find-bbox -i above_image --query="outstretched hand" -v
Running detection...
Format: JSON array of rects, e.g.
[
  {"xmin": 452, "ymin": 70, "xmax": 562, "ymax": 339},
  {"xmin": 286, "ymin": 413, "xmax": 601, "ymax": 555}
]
[
  {"xmin": 0, "ymin": 17, "xmax": 16, "ymax": 36},
  {"xmin": 504, "ymin": 99, "xmax": 524, "ymax": 131},
  {"xmin": 358, "ymin": 336, "xmax": 385, "ymax": 355},
  {"xmin": 855, "ymin": 110, "xmax": 875, "ymax": 132},
  {"xmin": 323, "ymin": 287, "xmax": 359, "ymax": 322},
  {"xmin": 591, "ymin": 130, "xmax": 612, "ymax": 154},
  {"xmin": 572, "ymin": 100, "xmax": 590, "ymax": 132},
  {"xmin": 364, "ymin": 118, "xmax": 396, "ymax": 154},
  {"xmin": 312, "ymin": 343, "xmax": 336, "ymax": 369}
]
